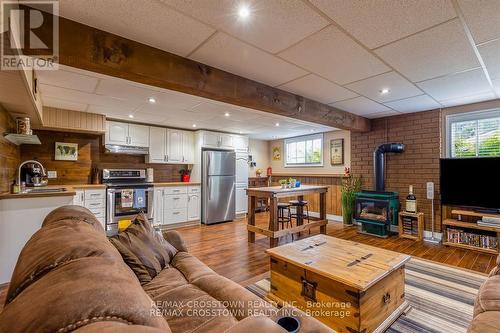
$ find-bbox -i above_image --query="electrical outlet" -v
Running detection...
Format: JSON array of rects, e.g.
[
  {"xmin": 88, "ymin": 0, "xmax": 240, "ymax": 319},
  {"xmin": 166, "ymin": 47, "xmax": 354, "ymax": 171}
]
[{"xmin": 47, "ymin": 171, "xmax": 57, "ymax": 179}]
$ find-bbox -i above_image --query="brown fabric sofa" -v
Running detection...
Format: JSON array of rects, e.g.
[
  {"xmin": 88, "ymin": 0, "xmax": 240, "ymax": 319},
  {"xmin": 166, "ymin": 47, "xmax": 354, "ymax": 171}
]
[
  {"xmin": 469, "ymin": 255, "xmax": 500, "ymax": 333},
  {"xmin": 0, "ymin": 205, "xmax": 333, "ymax": 333}
]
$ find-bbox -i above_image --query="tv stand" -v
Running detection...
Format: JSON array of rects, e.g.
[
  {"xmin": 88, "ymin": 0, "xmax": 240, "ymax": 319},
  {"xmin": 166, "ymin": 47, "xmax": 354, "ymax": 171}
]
[{"xmin": 442, "ymin": 208, "xmax": 500, "ymax": 254}]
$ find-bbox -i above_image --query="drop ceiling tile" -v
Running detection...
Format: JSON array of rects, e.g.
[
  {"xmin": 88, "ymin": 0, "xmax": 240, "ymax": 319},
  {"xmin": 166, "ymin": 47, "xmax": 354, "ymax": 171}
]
[
  {"xmin": 364, "ymin": 111, "xmax": 402, "ymax": 119},
  {"xmin": 130, "ymin": 112, "xmax": 168, "ymax": 123},
  {"xmin": 493, "ymin": 80, "xmax": 500, "ymax": 95},
  {"xmin": 59, "ymin": 0, "xmax": 215, "ymax": 57},
  {"xmin": 279, "ymin": 74, "xmax": 358, "ymax": 104},
  {"xmin": 279, "ymin": 26, "xmax": 390, "ymax": 85},
  {"xmin": 384, "ymin": 95, "xmax": 442, "ymax": 113},
  {"xmin": 42, "ymin": 96, "xmax": 88, "ymax": 112},
  {"xmin": 478, "ymin": 39, "xmax": 500, "ymax": 80},
  {"xmin": 375, "ymin": 19, "xmax": 480, "ymax": 82},
  {"xmin": 87, "ymin": 104, "xmax": 136, "ymax": 116},
  {"xmin": 95, "ymin": 79, "xmax": 155, "ymax": 103},
  {"xmin": 40, "ymin": 84, "xmax": 139, "ymax": 110},
  {"xmin": 190, "ymin": 32, "xmax": 307, "ymax": 86},
  {"xmin": 163, "ymin": 0, "xmax": 328, "ymax": 53},
  {"xmin": 416, "ymin": 69, "xmax": 492, "ymax": 101},
  {"xmin": 310, "ymin": 0, "xmax": 456, "ymax": 49},
  {"xmin": 439, "ymin": 91, "xmax": 496, "ymax": 107},
  {"xmin": 345, "ymin": 71, "xmax": 422, "ymax": 103},
  {"xmin": 36, "ymin": 70, "xmax": 99, "ymax": 93},
  {"xmin": 457, "ymin": 0, "xmax": 500, "ymax": 44},
  {"xmin": 329, "ymin": 96, "xmax": 390, "ymax": 116}
]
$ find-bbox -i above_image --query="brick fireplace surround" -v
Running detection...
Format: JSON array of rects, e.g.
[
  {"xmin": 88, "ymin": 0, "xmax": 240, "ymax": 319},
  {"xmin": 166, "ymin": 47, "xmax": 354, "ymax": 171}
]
[{"xmin": 351, "ymin": 110, "xmax": 442, "ymax": 232}]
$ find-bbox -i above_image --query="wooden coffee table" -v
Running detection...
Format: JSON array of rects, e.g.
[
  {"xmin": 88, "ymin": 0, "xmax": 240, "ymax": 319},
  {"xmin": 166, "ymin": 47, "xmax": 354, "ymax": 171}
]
[{"xmin": 266, "ymin": 235, "xmax": 410, "ymax": 333}]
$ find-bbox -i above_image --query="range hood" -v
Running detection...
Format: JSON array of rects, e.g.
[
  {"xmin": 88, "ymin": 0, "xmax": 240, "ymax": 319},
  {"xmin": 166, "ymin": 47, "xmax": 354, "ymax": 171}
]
[{"xmin": 105, "ymin": 144, "xmax": 149, "ymax": 155}]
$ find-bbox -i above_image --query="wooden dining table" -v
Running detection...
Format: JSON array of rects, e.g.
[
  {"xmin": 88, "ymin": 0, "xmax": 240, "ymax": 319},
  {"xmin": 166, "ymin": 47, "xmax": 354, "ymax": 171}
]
[{"xmin": 246, "ymin": 185, "xmax": 328, "ymax": 247}]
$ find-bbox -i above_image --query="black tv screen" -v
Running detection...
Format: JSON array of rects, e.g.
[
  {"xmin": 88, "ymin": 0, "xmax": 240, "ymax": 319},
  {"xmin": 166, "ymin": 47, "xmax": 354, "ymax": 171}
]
[{"xmin": 440, "ymin": 157, "xmax": 500, "ymax": 210}]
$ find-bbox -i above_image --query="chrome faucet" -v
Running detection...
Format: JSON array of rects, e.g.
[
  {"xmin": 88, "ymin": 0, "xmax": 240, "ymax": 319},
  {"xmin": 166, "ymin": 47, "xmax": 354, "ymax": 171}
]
[{"xmin": 18, "ymin": 160, "xmax": 47, "ymax": 187}]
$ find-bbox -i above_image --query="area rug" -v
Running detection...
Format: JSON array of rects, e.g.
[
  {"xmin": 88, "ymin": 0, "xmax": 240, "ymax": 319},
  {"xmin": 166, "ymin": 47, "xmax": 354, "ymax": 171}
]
[{"xmin": 246, "ymin": 258, "xmax": 487, "ymax": 333}]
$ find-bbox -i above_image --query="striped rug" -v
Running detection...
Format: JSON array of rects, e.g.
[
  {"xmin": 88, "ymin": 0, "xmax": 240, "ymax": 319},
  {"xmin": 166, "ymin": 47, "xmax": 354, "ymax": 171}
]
[{"xmin": 246, "ymin": 258, "xmax": 487, "ymax": 333}]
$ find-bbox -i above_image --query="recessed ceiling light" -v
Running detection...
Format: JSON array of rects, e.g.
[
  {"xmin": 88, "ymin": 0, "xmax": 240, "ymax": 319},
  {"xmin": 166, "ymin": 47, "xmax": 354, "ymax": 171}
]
[
  {"xmin": 224, "ymin": 112, "xmax": 230, "ymax": 117},
  {"xmin": 238, "ymin": 5, "xmax": 250, "ymax": 18},
  {"xmin": 128, "ymin": 114, "xmax": 134, "ymax": 118},
  {"xmin": 148, "ymin": 97, "xmax": 156, "ymax": 104},
  {"xmin": 380, "ymin": 88, "xmax": 390, "ymax": 95},
  {"xmin": 192, "ymin": 124, "xmax": 197, "ymax": 128},
  {"xmin": 275, "ymin": 122, "xmax": 280, "ymax": 127}
]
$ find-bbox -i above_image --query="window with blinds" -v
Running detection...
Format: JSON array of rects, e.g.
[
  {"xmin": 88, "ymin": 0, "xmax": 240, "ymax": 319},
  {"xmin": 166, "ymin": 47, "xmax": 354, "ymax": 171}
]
[
  {"xmin": 448, "ymin": 110, "xmax": 500, "ymax": 158},
  {"xmin": 284, "ymin": 133, "xmax": 323, "ymax": 167}
]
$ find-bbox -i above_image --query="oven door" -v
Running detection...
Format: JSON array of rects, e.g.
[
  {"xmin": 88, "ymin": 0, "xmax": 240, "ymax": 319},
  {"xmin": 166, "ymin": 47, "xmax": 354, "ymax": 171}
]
[{"xmin": 106, "ymin": 187, "xmax": 154, "ymax": 234}]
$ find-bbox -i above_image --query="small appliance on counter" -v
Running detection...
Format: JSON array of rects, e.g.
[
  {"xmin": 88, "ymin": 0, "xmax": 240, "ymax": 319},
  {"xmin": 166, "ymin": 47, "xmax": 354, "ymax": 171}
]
[
  {"xmin": 18, "ymin": 160, "xmax": 48, "ymax": 187},
  {"xmin": 146, "ymin": 168, "xmax": 154, "ymax": 183},
  {"xmin": 103, "ymin": 169, "xmax": 154, "ymax": 236}
]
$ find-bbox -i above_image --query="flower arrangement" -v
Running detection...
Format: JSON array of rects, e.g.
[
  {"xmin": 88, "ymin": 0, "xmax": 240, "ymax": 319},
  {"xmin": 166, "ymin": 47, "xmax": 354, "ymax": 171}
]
[
  {"xmin": 341, "ymin": 167, "xmax": 361, "ymax": 225},
  {"xmin": 179, "ymin": 167, "xmax": 191, "ymax": 182}
]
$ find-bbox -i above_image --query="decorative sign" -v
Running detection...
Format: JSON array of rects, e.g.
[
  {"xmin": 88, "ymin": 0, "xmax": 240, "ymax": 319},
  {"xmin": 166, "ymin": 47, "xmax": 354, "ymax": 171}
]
[
  {"xmin": 330, "ymin": 139, "xmax": 344, "ymax": 166},
  {"xmin": 55, "ymin": 142, "xmax": 78, "ymax": 161},
  {"xmin": 272, "ymin": 146, "xmax": 281, "ymax": 161}
]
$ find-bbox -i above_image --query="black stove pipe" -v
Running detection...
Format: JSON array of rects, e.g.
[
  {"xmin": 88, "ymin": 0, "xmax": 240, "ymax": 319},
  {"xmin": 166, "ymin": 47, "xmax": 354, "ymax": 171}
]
[{"xmin": 373, "ymin": 143, "xmax": 405, "ymax": 192}]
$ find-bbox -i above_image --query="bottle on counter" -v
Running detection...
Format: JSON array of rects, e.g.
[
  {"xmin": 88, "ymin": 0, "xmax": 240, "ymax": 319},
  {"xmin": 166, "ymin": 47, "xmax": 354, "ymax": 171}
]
[
  {"xmin": 11, "ymin": 181, "xmax": 20, "ymax": 194},
  {"xmin": 406, "ymin": 185, "xmax": 417, "ymax": 213},
  {"xmin": 20, "ymin": 181, "xmax": 26, "ymax": 193}
]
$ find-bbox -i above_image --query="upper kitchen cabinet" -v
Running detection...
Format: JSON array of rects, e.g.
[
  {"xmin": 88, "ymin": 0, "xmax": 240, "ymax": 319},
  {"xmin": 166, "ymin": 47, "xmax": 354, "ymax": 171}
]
[
  {"xmin": 105, "ymin": 121, "xmax": 149, "ymax": 147},
  {"xmin": 199, "ymin": 131, "xmax": 246, "ymax": 150},
  {"xmin": 147, "ymin": 127, "xmax": 194, "ymax": 164},
  {"xmin": 167, "ymin": 129, "xmax": 183, "ymax": 163},
  {"xmin": 232, "ymin": 135, "xmax": 249, "ymax": 152},
  {"xmin": 148, "ymin": 126, "xmax": 167, "ymax": 163}
]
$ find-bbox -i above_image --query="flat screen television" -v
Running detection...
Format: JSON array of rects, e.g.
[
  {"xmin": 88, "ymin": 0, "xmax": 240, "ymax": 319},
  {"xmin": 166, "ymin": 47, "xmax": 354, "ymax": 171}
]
[{"xmin": 440, "ymin": 157, "xmax": 500, "ymax": 211}]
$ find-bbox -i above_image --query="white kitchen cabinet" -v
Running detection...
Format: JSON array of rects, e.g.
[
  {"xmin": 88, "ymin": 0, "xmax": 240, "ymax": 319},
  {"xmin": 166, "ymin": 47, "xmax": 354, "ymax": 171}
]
[
  {"xmin": 105, "ymin": 121, "xmax": 149, "ymax": 147},
  {"xmin": 153, "ymin": 187, "xmax": 165, "ymax": 226},
  {"xmin": 187, "ymin": 186, "xmax": 201, "ymax": 221},
  {"xmin": 106, "ymin": 121, "xmax": 128, "ymax": 145},
  {"xmin": 202, "ymin": 131, "xmax": 220, "ymax": 147},
  {"xmin": 219, "ymin": 133, "xmax": 233, "ymax": 149},
  {"xmin": 128, "ymin": 124, "xmax": 150, "ymax": 147},
  {"xmin": 167, "ymin": 129, "xmax": 183, "ymax": 163},
  {"xmin": 163, "ymin": 191, "xmax": 188, "ymax": 225},
  {"xmin": 232, "ymin": 135, "xmax": 249, "ymax": 152},
  {"xmin": 235, "ymin": 184, "xmax": 248, "ymax": 215},
  {"xmin": 148, "ymin": 127, "xmax": 167, "ymax": 163},
  {"xmin": 183, "ymin": 131, "xmax": 195, "ymax": 164},
  {"xmin": 72, "ymin": 188, "xmax": 106, "ymax": 227}
]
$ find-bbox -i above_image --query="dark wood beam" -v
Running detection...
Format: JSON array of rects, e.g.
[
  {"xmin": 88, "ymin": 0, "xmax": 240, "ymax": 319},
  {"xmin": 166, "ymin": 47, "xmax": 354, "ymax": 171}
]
[{"xmin": 32, "ymin": 12, "xmax": 370, "ymax": 132}]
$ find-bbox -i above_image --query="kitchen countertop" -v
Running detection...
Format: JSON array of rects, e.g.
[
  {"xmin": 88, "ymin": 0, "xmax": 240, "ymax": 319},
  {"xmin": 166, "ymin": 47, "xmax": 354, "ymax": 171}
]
[{"xmin": 0, "ymin": 182, "xmax": 200, "ymax": 199}]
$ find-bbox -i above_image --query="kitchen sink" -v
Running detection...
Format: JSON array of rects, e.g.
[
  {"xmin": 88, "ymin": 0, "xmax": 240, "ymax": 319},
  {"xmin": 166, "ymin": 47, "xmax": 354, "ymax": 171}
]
[{"xmin": 25, "ymin": 188, "xmax": 67, "ymax": 193}]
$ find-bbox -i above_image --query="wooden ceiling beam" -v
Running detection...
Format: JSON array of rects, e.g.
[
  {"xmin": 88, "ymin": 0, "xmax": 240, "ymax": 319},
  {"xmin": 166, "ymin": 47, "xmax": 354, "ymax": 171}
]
[{"xmin": 32, "ymin": 12, "xmax": 371, "ymax": 132}]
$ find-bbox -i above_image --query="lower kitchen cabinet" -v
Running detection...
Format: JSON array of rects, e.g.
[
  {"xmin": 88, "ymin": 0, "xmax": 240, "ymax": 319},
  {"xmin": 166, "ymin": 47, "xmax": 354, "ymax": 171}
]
[
  {"xmin": 73, "ymin": 188, "xmax": 106, "ymax": 227},
  {"xmin": 235, "ymin": 184, "xmax": 248, "ymax": 215},
  {"xmin": 153, "ymin": 185, "xmax": 201, "ymax": 227}
]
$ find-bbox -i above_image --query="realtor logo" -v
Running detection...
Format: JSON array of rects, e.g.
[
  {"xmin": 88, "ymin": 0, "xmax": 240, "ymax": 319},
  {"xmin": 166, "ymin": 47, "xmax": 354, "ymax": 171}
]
[{"xmin": 1, "ymin": 0, "xmax": 59, "ymax": 70}]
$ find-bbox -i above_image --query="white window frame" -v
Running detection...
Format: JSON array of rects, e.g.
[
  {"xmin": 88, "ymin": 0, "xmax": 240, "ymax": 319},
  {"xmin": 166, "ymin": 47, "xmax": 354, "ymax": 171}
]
[
  {"xmin": 446, "ymin": 108, "xmax": 500, "ymax": 158},
  {"xmin": 284, "ymin": 133, "xmax": 324, "ymax": 167}
]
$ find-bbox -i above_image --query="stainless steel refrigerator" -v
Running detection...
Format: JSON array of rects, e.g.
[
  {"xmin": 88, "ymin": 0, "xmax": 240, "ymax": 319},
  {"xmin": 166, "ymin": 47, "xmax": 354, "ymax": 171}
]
[{"xmin": 202, "ymin": 150, "xmax": 236, "ymax": 224}]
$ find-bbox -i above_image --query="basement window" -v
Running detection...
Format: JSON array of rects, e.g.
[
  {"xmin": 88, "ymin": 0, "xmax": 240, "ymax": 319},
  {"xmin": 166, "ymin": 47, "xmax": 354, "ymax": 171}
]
[
  {"xmin": 447, "ymin": 109, "xmax": 500, "ymax": 158},
  {"xmin": 284, "ymin": 133, "xmax": 323, "ymax": 167}
]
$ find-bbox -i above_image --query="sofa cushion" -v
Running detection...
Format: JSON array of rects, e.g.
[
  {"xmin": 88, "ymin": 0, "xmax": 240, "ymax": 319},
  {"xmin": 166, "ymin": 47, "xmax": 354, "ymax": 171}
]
[
  {"xmin": 143, "ymin": 267, "xmax": 190, "ymax": 299},
  {"xmin": 6, "ymin": 212, "xmax": 122, "ymax": 305},
  {"xmin": 171, "ymin": 252, "xmax": 217, "ymax": 282},
  {"xmin": 109, "ymin": 213, "xmax": 177, "ymax": 281},
  {"xmin": 75, "ymin": 321, "xmax": 169, "ymax": 333},
  {"xmin": 150, "ymin": 283, "xmax": 238, "ymax": 333},
  {"xmin": 468, "ymin": 311, "xmax": 500, "ymax": 333},
  {"xmin": 42, "ymin": 205, "xmax": 104, "ymax": 233},
  {"xmin": 474, "ymin": 275, "xmax": 500, "ymax": 316}
]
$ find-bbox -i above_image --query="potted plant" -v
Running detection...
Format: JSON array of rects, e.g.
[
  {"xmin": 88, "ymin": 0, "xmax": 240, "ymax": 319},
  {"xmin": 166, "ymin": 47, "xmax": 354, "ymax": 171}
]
[
  {"xmin": 179, "ymin": 167, "xmax": 191, "ymax": 183},
  {"xmin": 341, "ymin": 167, "xmax": 361, "ymax": 225},
  {"xmin": 288, "ymin": 178, "xmax": 296, "ymax": 188},
  {"xmin": 279, "ymin": 179, "xmax": 287, "ymax": 189}
]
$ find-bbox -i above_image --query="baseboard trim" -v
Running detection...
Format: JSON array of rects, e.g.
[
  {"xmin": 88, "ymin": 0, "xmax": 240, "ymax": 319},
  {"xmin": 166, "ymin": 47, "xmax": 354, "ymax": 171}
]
[{"xmin": 423, "ymin": 230, "xmax": 443, "ymax": 241}]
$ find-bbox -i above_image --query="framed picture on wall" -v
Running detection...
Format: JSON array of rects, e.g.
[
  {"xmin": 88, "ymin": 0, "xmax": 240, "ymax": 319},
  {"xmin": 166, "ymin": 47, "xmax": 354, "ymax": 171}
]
[
  {"xmin": 330, "ymin": 139, "xmax": 344, "ymax": 166},
  {"xmin": 55, "ymin": 142, "xmax": 78, "ymax": 161},
  {"xmin": 272, "ymin": 146, "xmax": 281, "ymax": 161}
]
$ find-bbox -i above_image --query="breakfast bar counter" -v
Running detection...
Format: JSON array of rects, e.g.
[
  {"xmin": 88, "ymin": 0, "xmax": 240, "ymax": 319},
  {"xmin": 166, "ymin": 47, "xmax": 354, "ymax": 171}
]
[{"xmin": 246, "ymin": 185, "xmax": 328, "ymax": 247}]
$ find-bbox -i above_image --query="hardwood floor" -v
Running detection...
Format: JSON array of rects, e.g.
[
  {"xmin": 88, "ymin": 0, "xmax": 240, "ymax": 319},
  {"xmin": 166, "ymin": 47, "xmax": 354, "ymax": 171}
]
[{"xmin": 0, "ymin": 213, "xmax": 496, "ymax": 311}]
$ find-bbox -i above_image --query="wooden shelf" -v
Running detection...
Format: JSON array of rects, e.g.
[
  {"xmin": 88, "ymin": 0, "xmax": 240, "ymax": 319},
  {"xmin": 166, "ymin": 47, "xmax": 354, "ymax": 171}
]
[
  {"xmin": 398, "ymin": 212, "xmax": 424, "ymax": 241},
  {"xmin": 4, "ymin": 134, "xmax": 41, "ymax": 145},
  {"xmin": 443, "ymin": 241, "xmax": 498, "ymax": 254},
  {"xmin": 443, "ymin": 219, "xmax": 500, "ymax": 232},
  {"xmin": 451, "ymin": 209, "xmax": 500, "ymax": 219}
]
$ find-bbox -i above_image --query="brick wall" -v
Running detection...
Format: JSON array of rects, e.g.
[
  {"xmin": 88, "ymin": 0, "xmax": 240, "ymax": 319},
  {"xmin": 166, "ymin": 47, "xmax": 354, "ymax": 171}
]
[{"xmin": 351, "ymin": 110, "xmax": 442, "ymax": 232}]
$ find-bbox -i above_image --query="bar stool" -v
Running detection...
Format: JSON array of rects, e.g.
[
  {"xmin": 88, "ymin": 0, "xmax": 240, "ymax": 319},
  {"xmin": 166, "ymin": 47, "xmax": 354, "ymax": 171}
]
[
  {"xmin": 277, "ymin": 202, "xmax": 292, "ymax": 229},
  {"xmin": 289, "ymin": 200, "xmax": 310, "ymax": 233}
]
